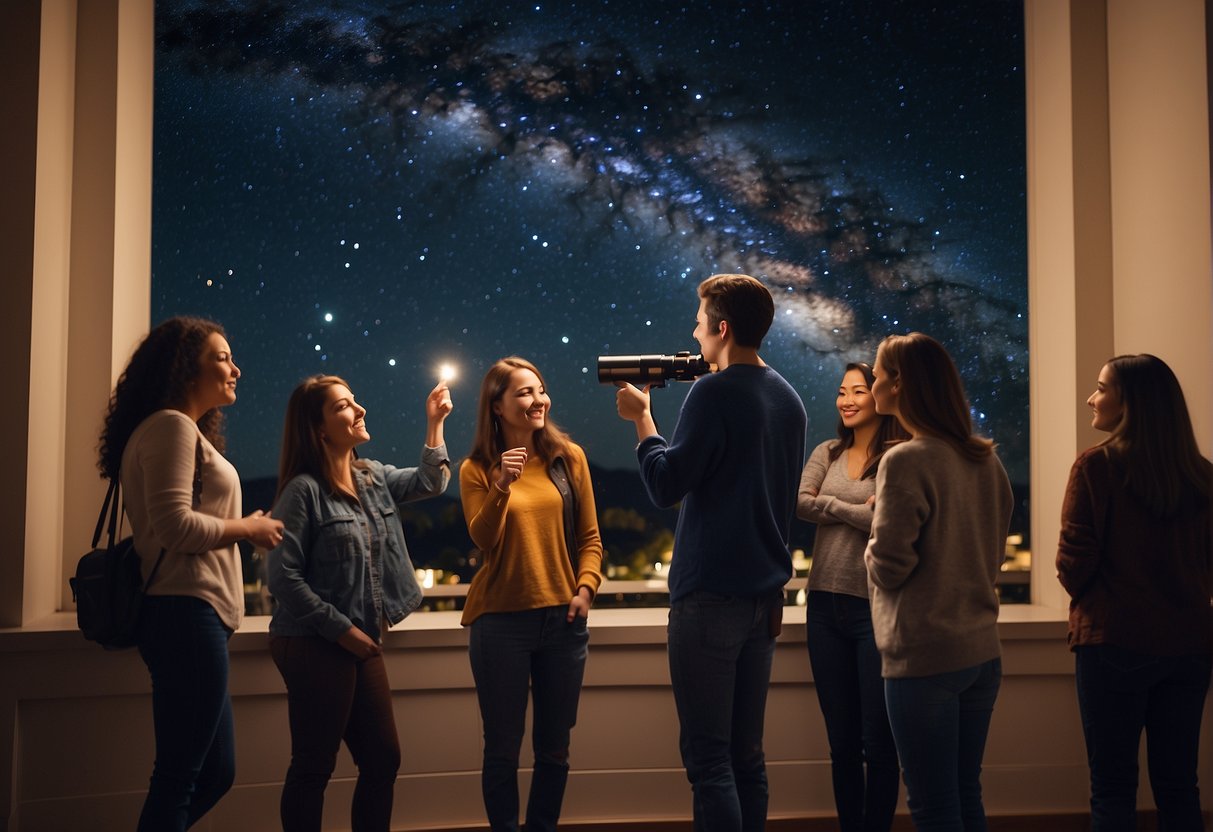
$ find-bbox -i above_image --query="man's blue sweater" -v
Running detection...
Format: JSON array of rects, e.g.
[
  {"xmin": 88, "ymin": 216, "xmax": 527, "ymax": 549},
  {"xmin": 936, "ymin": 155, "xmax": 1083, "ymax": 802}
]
[{"xmin": 637, "ymin": 364, "xmax": 807, "ymax": 602}]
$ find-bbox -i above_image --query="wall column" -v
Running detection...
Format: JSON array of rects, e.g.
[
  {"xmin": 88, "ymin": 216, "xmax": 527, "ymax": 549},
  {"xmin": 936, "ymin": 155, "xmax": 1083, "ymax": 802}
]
[
  {"xmin": 1025, "ymin": 0, "xmax": 1116, "ymax": 611},
  {"xmin": 1, "ymin": 1, "xmax": 46, "ymax": 629}
]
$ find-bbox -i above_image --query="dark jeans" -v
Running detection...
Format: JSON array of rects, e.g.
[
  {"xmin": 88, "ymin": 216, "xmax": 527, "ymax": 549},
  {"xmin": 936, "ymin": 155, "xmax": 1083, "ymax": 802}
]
[
  {"xmin": 468, "ymin": 606, "xmax": 589, "ymax": 832},
  {"xmin": 884, "ymin": 657, "xmax": 1001, "ymax": 832},
  {"xmin": 667, "ymin": 590, "xmax": 780, "ymax": 832},
  {"xmin": 270, "ymin": 635, "xmax": 401, "ymax": 832},
  {"xmin": 1075, "ymin": 644, "xmax": 1211, "ymax": 831},
  {"xmin": 135, "ymin": 595, "xmax": 236, "ymax": 832},
  {"xmin": 806, "ymin": 591, "xmax": 899, "ymax": 832}
]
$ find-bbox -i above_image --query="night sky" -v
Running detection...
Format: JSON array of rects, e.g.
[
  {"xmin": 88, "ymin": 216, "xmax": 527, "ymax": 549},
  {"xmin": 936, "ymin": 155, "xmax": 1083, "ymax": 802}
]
[{"xmin": 151, "ymin": 0, "xmax": 1028, "ymax": 487}]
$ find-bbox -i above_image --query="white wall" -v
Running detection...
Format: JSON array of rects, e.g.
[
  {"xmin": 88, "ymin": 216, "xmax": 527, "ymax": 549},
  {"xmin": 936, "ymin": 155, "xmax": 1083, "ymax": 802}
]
[
  {"xmin": 1106, "ymin": 0, "xmax": 1213, "ymax": 435},
  {"xmin": 2, "ymin": 609, "xmax": 1129, "ymax": 831}
]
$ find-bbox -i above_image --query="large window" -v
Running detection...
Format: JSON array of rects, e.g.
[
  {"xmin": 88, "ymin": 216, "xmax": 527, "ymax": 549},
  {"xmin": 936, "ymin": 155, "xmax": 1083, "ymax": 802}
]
[{"xmin": 152, "ymin": 0, "xmax": 1029, "ymax": 609}]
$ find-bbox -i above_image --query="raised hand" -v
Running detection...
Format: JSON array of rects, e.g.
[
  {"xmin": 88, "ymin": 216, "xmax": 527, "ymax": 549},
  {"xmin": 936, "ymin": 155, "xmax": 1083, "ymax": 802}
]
[{"xmin": 495, "ymin": 447, "xmax": 528, "ymax": 491}]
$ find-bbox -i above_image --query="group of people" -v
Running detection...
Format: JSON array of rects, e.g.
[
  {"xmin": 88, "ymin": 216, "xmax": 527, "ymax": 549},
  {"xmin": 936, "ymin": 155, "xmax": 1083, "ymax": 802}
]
[
  {"xmin": 791, "ymin": 338, "xmax": 1210, "ymax": 831},
  {"xmin": 796, "ymin": 336, "xmax": 1014, "ymax": 832},
  {"xmin": 96, "ymin": 273, "xmax": 1210, "ymax": 832}
]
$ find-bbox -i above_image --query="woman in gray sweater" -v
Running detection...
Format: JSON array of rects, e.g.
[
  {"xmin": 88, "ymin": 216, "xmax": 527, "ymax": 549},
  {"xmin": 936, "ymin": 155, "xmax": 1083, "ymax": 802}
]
[
  {"xmin": 864, "ymin": 332, "xmax": 1013, "ymax": 831},
  {"xmin": 798, "ymin": 362, "xmax": 907, "ymax": 832}
]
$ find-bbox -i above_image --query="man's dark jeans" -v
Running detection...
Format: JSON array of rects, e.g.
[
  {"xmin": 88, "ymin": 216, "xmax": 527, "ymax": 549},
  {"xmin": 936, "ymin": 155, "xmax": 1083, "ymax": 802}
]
[{"xmin": 667, "ymin": 590, "xmax": 780, "ymax": 832}]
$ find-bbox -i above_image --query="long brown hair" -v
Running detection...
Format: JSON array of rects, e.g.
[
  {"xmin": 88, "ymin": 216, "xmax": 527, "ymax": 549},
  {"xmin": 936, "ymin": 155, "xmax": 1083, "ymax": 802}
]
[
  {"xmin": 826, "ymin": 361, "xmax": 910, "ymax": 478},
  {"xmin": 466, "ymin": 357, "xmax": 572, "ymax": 471},
  {"xmin": 1098, "ymin": 354, "xmax": 1211, "ymax": 517},
  {"xmin": 877, "ymin": 332, "xmax": 994, "ymax": 462},
  {"xmin": 97, "ymin": 316, "xmax": 227, "ymax": 480},
  {"xmin": 276, "ymin": 374, "xmax": 359, "ymax": 501}
]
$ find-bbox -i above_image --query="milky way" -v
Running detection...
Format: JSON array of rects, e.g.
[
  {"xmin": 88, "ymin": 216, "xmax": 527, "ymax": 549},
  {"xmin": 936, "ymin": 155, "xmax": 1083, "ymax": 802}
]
[{"xmin": 152, "ymin": 0, "xmax": 1028, "ymax": 482}]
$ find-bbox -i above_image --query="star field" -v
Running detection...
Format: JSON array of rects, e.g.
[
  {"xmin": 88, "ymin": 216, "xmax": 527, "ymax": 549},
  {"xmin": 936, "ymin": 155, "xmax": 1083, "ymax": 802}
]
[{"xmin": 152, "ymin": 0, "xmax": 1028, "ymax": 483}]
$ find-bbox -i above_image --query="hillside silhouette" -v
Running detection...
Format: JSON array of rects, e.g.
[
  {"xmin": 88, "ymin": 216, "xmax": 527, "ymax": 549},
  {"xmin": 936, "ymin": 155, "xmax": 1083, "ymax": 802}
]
[{"xmin": 241, "ymin": 463, "xmax": 821, "ymax": 583}]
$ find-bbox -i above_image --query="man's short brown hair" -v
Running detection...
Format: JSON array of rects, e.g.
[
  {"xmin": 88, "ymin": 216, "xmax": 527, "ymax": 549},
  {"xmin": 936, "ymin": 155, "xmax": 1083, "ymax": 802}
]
[{"xmin": 697, "ymin": 274, "xmax": 775, "ymax": 349}]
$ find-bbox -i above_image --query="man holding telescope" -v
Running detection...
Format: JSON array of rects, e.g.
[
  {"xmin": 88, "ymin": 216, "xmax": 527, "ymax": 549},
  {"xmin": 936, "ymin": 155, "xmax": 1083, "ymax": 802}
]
[{"xmin": 614, "ymin": 273, "xmax": 806, "ymax": 831}]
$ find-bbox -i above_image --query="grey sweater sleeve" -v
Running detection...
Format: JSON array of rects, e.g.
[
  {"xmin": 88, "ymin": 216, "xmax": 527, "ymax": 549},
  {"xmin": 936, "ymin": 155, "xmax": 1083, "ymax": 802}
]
[
  {"xmin": 797, "ymin": 441, "xmax": 833, "ymax": 522},
  {"xmin": 817, "ymin": 493, "xmax": 875, "ymax": 533},
  {"xmin": 799, "ymin": 441, "xmax": 875, "ymax": 531},
  {"xmin": 864, "ymin": 451, "xmax": 929, "ymax": 591}
]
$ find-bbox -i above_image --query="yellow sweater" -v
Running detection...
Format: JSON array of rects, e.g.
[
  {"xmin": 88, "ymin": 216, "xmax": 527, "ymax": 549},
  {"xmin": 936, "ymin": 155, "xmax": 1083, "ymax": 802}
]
[{"xmin": 460, "ymin": 443, "xmax": 604, "ymax": 625}]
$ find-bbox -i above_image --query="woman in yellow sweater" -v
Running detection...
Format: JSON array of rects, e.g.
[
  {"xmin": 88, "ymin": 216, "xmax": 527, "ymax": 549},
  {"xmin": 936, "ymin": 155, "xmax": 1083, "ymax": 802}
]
[{"xmin": 461, "ymin": 356, "xmax": 604, "ymax": 832}]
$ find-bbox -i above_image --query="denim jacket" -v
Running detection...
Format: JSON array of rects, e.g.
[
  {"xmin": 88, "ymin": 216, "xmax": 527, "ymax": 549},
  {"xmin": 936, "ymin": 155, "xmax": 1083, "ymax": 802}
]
[{"xmin": 267, "ymin": 446, "xmax": 450, "ymax": 641}]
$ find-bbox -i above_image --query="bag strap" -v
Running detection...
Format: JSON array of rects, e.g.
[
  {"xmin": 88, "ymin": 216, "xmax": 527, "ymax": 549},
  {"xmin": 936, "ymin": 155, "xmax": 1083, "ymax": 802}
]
[
  {"xmin": 91, "ymin": 479, "xmax": 120, "ymax": 549},
  {"xmin": 548, "ymin": 455, "xmax": 579, "ymax": 573}
]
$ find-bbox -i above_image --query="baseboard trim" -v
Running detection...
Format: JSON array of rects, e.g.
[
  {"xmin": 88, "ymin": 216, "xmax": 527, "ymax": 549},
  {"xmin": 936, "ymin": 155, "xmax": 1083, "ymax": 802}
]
[{"xmin": 405, "ymin": 810, "xmax": 1213, "ymax": 832}]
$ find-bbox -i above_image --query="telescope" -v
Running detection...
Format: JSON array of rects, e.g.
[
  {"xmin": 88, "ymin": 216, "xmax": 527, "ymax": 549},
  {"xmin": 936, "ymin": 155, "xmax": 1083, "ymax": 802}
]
[{"xmin": 596, "ymin": 351, "xmax": 712, "ymax": 388}]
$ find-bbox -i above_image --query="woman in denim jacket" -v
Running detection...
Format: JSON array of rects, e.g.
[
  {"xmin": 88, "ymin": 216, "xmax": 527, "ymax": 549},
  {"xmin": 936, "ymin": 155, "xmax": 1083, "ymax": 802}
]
[{"xmin": 267, "ymin": 374, "xmax": 452, "ymax": 832}]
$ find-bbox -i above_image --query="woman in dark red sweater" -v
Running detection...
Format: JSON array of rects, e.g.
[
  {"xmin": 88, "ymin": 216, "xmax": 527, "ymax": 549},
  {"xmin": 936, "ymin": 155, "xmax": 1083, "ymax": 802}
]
[{"xmin": 1056, "ymin": 354, "xmax": 1211, "ymax": 831}]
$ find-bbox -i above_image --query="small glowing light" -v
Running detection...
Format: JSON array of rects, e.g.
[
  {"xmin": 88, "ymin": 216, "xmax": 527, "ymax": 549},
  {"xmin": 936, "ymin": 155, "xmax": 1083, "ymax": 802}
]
[
  {"xmin": 438, "ymin": 363, "xmax": 457, "ymax": 382},
  {"xmin": 324, "ymin": 312, "xmax": 333, "ymax": 322},
  {"xmin": 314, "ymin": 344, "xmax": 321, "ymax": 352},
  {"xmin": 388, "ymin": 358, "xmax": 397, "ymax": 367}
]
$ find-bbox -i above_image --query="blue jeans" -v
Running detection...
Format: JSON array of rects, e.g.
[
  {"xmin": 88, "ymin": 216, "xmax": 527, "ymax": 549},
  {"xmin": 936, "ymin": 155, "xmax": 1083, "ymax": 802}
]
[
  {"xmin": 468, "ymin": 606, "xmax": 589, "ymax": 832},
  {"xmin": 135, "ymin": 595, "xmax": 236, "ymax": 831},
  {"xmin": 806, "ymin": 591, "xmax": 899, "ymax": 832},
  {"xmin": 667, "ymin": 590, "xmax": 780, "ymax": 832},
  {"xmin": 1075, "ymin": 645, "xmax": 1211, "ymax": 831},
  {"xmin": 884, "ymin": 658, "xmax": 1001, "ymax": 832}
]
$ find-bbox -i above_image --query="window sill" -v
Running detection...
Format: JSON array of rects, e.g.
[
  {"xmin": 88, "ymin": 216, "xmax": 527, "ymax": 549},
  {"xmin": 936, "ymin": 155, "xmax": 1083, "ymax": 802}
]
[{"xmin": 1, "ymin": 603, "xmax": 1069, "ymax": 653}]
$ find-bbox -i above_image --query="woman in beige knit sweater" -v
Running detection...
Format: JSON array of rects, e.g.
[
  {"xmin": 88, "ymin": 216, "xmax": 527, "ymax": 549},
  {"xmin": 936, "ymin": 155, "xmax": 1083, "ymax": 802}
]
[{"xmin": 98, "ymin": 316, "xmax": 282, "ymax": 831}]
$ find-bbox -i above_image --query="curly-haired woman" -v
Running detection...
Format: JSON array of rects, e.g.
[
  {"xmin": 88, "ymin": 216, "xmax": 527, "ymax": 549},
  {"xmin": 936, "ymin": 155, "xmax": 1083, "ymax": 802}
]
[{"xmin": 98, "ymin": 316, "xmax": 282, "ymax": 831}]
